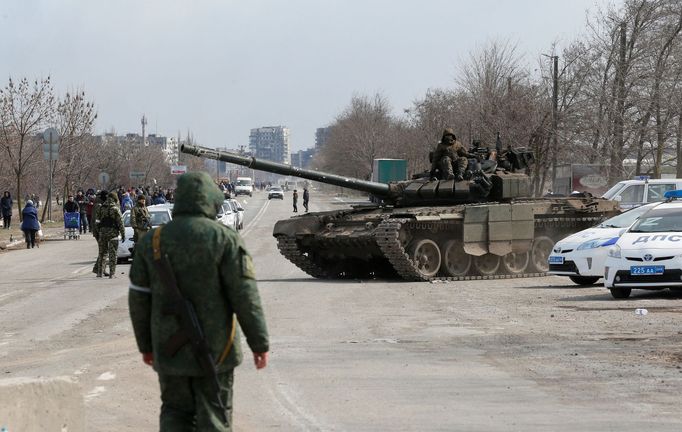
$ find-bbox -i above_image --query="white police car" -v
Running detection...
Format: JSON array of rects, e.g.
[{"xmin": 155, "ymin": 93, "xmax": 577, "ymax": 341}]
[
  {"xmin": 548, "ymin": 203, "xmax": 659, "ymax": 285},
  {"xmin": 604, "ymin": 190, "xmax": 682, "ymax": 299}
]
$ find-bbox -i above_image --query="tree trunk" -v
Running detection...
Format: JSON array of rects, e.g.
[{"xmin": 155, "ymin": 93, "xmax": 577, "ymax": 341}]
[
  {"xmin": 676, "ymin": 112, "xmax": 682, "ymax": 178},
  {"xmin": 16, "ymin": 173, "xmax": 22, "ymax": 222}
]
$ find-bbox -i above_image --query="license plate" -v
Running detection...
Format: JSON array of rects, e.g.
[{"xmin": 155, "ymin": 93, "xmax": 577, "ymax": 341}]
[
  {"xmin": 548, "ymin": 256, "xmax": 564, "ymax": 265},
  {"xmin": 630, "ymin": 265, "xmax": 664, "ymax": 275}
]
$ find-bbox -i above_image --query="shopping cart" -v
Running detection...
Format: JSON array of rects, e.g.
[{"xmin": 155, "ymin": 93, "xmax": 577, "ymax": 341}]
[{"xmin": 64, "ymin": 212, "xmax": 80, "ymax": 240}]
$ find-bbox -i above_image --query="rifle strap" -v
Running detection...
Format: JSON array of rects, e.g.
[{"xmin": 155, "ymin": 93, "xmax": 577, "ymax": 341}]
[{"xmin": 217, "ymin": 315, "xmax": 236, "ymax": 365}]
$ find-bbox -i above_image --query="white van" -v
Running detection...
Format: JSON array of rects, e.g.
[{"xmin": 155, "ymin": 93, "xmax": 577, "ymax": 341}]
[
  {"xmin": 602, "ymin": 178, "xmax": 682, "ymax": 208},
  {"xmin": 234, "ymin": 177, "xmax": 253, "ymax": 196}
]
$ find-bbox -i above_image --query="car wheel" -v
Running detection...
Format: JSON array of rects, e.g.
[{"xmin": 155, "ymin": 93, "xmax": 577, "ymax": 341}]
[
  {"xmin": 569, "ymin": 276, "xmax": 600, "ymax": 286},
  {"xmin": 269, "ymin": 197, "xmax": 271, "ymax": 200},
  {"xmin": 609, "ymin": 287, "xmax": 631, "ymax": 299}
]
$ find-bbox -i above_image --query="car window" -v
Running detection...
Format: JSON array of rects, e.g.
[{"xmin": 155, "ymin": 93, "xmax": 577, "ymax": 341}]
[
  {"xmin": 602, "ymin": 182, "xmax": 626, "ymax": 200},
  {"xmin": 619, "ymin": 184, "xmax": 644, "ymax": 204},
  {"xmin": 150, "ymin": 211, "xmax": 171, "ymax": 226},
  {"xmin": 123, "ymin": 211, "xmax": 131, "ymax": 227},
  {"xmin": 647, "ymin": 183, "xmax": 676, "ymax": 202},
  {"xmin": 597, "ymin": 203, "xmax": 657, "ymax": 228},
  {"xmin": 630, "ymin": 208, "xmax": 682, "ymax": 233}
]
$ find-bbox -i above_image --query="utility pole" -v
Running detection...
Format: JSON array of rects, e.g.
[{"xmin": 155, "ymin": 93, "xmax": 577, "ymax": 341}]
[{"xmin": 550, "ymin": 55, "xmax": 559, "ymax": 190}]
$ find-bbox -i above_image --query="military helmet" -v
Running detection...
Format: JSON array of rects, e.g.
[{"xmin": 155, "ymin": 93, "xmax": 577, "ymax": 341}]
[{"xmin": 442, "ymin": 128, "xmax": 456, "ymax": 140}]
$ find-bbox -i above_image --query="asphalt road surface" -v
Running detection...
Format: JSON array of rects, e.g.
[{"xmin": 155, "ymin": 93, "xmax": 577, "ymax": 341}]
[{"xmin": 0, "ymin": 192, "xmax": 681, "ymax": 431}]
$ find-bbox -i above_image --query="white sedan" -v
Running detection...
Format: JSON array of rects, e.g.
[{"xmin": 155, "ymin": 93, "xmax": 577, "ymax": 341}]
[
  {"xmin": 548, "ymin": 203, "xmax": 658, "ymax": 285},
  {"xmin": 268, "ymin": 187, "xmax": 284, "ymax": 200},
  {"xmin": 604, "ymin": 197, "xmax": 682, "ymax": 299},
  {"xmin": 225, "ymin": 199, "xmax": 244, "ymax": 230},
  {"xmin": 117, "ymin": 204, "xmax": 173, "ymax": 261},
  {"xmin": 216, "ymin": 203, "xmax": 238, "ymax": 230}
]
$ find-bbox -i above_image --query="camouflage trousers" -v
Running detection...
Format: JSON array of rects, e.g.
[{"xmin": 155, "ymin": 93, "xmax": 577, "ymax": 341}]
[
  {"xmin": 97, "ymin": 237, "xmax": 119, "ymax": 276},
  {"xmin": 158, "ymin": 371, "xmax": 234, "ymax": 432},
  {"xmin": 438, "ymin": 156, "xmax": 468, "ymax": 180}
]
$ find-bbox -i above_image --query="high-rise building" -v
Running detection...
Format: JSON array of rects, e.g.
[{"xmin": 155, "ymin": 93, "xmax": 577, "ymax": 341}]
[
  {"xmin": 315, "ymin": 127, "xmax": 331, "ymax": 149},
  {"xmin": 249, "ymin": 126, "xmax": 290, "ymax": 164}
]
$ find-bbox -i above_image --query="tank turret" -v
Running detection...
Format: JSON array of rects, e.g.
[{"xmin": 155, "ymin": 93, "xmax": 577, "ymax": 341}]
[{"xmin": 181, "ymin": 144, "xmax": 533, "ymax": 206}]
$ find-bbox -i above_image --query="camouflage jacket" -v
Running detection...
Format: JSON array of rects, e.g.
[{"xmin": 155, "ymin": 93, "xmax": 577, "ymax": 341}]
[
  {"xmin": 128, "ymin": 172, "xmax": 269, "ymax": 375},
  {"xmin": 94, "ymin": 195, "xmax": 125, "ymax": 240},
  {"xmin": 431, "ymin": 140, "xmax": 474, "ymax": 169},
  {"xmin": 131, "ymin": 204, "xmax": 151, "ymax": 231}
]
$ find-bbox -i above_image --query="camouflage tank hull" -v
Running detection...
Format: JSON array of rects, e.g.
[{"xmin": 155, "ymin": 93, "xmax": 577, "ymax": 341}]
[{"xmin": 274, "ymin": 197, "xmax": 620, "ymax": 281}]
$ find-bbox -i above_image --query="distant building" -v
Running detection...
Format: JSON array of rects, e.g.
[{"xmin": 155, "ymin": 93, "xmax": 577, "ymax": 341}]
[
  {"xmin": 249, "ymin": 126, "xmax": 290, "ymax": 164},
  {"xmin": 291, "ymin": 148, "xmax": 316, "ymax": 168},
  {"xmin": 315, "ymin": 127, "xmax": 331, "ymax": 149}
]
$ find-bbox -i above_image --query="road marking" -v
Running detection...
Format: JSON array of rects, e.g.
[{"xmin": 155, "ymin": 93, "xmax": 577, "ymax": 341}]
[
  {"xmin": 265, "ymin": 366, "xmax": 329, "ymax": 431},
  {"xmin": 97, "ymin": 371, "xmax": 116, "ymax": 381},
  {"xmin": 241, "ymin": 199, "xmax": 271, "ymax": 238},
  {"xmin": 72, "ymin": 265, "xmax": 92, "ymax": 274},
  {"xmin": 85, "ymin": 386, "xmax": 107, "ymax": 401}
]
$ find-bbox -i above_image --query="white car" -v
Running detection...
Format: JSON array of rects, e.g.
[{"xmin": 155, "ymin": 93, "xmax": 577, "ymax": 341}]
[
  {"xmin": 604, "ymin": 194, "xmax": 682, "ymax": 299},
  {"xmin": 234, "ymin": 177, "xmax": 253, "ymax": 196},
  {"xmin": 602, "ymin": 178, "xmax": 682, "ymax": 209},
  {"xmin": 227, "ymin": 199, "xmax": 244, "ymax": 230},
  {"xmin": 117, "ymin": 204, "xmax": 173, "ymax": 261},
  {"xmin": 268, "ymin": 187, "xmax": 284, "ymax": 200},
  {"xmin": 548, "ymin": 203, "xmax": 659, "ymax": 285},
  {"xmin": 216, "ymin": 203, "xmax": 238, "ymax": 230}
]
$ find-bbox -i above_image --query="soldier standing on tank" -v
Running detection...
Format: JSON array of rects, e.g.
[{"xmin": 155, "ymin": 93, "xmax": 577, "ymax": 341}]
[
  {"xmin": 93, "ymin": 191, "xmax": 125, "ymax": 278},
  {"xmin": 128, "ymin": 171, "xmax": 269, "ymax": 431},
  {"xmin": 131, "ymin": 194, "xmax": 151, "ymax": 244},
  {"xmin": 292, "ymin": 189, "xmax": 298, "ymax": 213},
  {"xmin": 430, "ymin": 128, "xmax": 477, "ymax": 181}
]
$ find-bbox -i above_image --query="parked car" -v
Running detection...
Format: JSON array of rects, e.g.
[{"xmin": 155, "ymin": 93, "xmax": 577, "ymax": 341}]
[
  {"xmin": 117, "ymin": 204, "xmax": 173, "ymax": 262},
  {"xmin": 604, "ymin": 190, "xmax": 682, "ymax": 299},
  {"xmin": 548, "ymin": 203, "xmax": 659, "ymax": 285},
  {"xmin": 216, "ymin": 203, "xmax": 238, "ymax": 230},
  {"xmin": 226, "ymin": 199, "xmax": 244, "ymax": 230},
  {"xmin": 602, "ymin": 178, "xmax": 682, "ymax": 209},
  {"xmin": 268, "ymin": 186, "xmax": 284, "ymax": 200}
]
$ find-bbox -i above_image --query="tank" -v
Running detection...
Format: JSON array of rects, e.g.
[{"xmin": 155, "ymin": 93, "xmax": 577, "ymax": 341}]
[{"xmin": 181, "ymin": 144, "xmax": 620, "ymax": 281}]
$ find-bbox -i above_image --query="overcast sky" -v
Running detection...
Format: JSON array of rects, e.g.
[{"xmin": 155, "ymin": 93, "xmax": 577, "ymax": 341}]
[{"xmin": 0, "ymin": 0, "xmax": 611, "ymax": 151}]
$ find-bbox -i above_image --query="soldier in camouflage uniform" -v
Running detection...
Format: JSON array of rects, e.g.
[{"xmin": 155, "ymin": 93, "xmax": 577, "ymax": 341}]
[
  {"xmin": 430, "ymin": 128, "xmax": 478, "ymax": 181},
  {"xmin": 131, "ymin": 194, "xmax": 151, "ymax": 243},
  {"xmin": 93, "ymin": 192, "xmax": 125, "ymax": 278},
  {"xmin": 92, "ymin": 191, "xmax": 109, "ymax": 276},
  {"xmin": 128, "ymin": 171, "xmax": 269, "ymax": 431}
]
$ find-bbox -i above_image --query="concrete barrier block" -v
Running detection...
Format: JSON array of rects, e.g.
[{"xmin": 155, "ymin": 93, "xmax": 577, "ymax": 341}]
[{"xmin": 0, "ymin": 376, "xmax": 84, "ymax": 432}]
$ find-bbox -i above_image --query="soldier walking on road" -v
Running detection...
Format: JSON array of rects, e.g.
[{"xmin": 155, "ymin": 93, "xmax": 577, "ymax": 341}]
[
  {"xmin": 292, "ymin": 189, "xmax": 298, "ymax": 213},
  {"xmin": 128, "ymin": 171, "xmax": 269, "ymax": 431},
  {"xmin": 93, "ymin": 191, "xmax": 124, "ymax": 278},
  {"xmin": 131, "ymin": 194, "xmax": 151, "ymax": 244},
  {"xmin": 302, "ymin": 187, "xmax": 309, "ymax": 212}
]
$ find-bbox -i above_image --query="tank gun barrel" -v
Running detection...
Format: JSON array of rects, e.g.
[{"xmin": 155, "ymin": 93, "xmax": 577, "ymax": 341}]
[{"xmin": 180, "ymin": 144, "xmax": 392, "ymax": 197}]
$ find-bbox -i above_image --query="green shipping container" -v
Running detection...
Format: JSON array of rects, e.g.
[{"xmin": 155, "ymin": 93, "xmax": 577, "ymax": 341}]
[{"xmin": 371, "ymin": 159, "xmax": 408, "ymax": 184}]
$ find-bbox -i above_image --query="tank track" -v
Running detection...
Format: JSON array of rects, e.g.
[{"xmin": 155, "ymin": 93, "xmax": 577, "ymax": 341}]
[
  {"xmin": 375, "ymin": 217, "xmax": 601, "ymax": 282},
  {"xmin": 279, "ymin": 215, "xmax": 606, "ymax": 282},
  {"xmin": 276, "ymin": 236, "xmax": 331, "ymax": 279}
]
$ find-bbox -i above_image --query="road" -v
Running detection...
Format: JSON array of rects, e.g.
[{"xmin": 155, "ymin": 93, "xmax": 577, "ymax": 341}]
[{"xmin": 0, "ymin": 192, "xmax": 681, "ymax": 431}]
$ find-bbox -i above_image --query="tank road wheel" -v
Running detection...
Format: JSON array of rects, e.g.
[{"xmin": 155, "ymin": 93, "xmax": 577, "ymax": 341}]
[
  {"xmin": 409, "ymin": 239, "xmax": 442, "ymax": 278},
  {"xmin": 530, "ymin": 236, "xmax": 554, "ymax": 273},
  {"xmin": 473, "ymin": 253, "xmax": 501, "ymax": 276},
  {"xmin": 442, "ymin": 240, "xmax": 472, "ymax": 277},
  {"xmin": 501, "ymin": 251, "xmax": 530, "ymax": 274}
]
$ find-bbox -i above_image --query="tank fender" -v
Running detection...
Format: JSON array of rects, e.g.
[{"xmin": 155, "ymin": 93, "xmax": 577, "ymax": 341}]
[{"xmin": 273, "ymin": 216, "xmax": 325, "ymax": 237}]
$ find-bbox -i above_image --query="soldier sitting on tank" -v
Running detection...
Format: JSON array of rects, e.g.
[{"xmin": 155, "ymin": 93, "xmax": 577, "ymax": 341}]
[{"xmin": 429, "ymin": 128, "xmax": 478, "ymax": 181}]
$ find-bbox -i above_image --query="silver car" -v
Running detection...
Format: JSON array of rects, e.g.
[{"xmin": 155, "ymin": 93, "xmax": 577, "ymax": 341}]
[{"xmin": 117, "ymin": 204, "xmax": 173, "ymax": 262}]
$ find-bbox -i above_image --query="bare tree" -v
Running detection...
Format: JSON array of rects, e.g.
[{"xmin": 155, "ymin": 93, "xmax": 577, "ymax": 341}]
[{"xmin": 0, "ymin": 77, "xmax": 55, "ymax": 219}]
